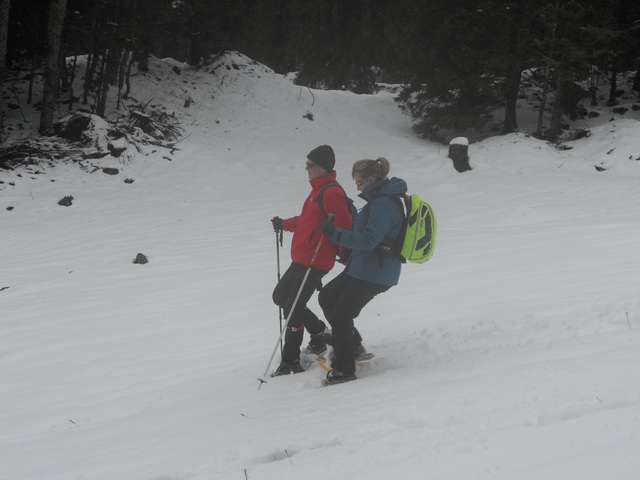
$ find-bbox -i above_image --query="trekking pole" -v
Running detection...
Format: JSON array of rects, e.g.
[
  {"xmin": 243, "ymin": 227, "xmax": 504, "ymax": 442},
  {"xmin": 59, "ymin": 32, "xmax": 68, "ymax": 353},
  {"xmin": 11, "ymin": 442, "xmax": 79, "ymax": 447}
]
[
  {"xmin": 259, "ymin": 215, "xmax": 334, "ymax": 389},
  {"xmin": 276, "ymin": 230, "xmax": 284, "ymax": 355}
]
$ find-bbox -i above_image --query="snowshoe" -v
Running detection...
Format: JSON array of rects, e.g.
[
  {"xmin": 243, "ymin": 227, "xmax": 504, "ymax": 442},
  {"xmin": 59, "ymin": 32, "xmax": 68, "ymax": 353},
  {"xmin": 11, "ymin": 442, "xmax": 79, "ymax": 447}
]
[
  {"xmin": 322, "ymin": 369, "xmax": 357, "ymax": 386},
  {"xmin": 353, "ymin": 345, "xmax": 375, "ymax": 361},
  {"xmin": 303, "ymin": 330, "xmax": 330, "ymax": 355},
  {"xmin": 313, "ymin": 355, "xmax": 331, "ymax": 372},
  {"xmin": 270, "ymin": 361, "xmax": 305, "ymax": 377},
  {"xmin": 313, "ymin": 345, "xmax": 375, "ymax": 373}
]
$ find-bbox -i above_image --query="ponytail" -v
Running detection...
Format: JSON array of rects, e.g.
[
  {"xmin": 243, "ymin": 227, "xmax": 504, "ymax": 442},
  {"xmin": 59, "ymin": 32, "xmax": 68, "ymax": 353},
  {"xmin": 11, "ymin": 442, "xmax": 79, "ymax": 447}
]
[{"xmin": 352, "ymin": 157, "xmax": 391, "ymax": 180}]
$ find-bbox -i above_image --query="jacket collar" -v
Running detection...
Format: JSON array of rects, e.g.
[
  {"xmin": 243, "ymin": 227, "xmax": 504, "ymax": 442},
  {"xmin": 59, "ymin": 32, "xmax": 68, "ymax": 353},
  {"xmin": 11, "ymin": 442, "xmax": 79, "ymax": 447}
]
[
  {"xmin": 359, "ymin": 177, "xmax": 408, "ymax": 202},
  {"xmin": 309, "ymin": 170, "xmax": 337, "ymax": 190},
  {"xmin": 359, "ymin": 178, "xmax": 387, "ymax": 202}
]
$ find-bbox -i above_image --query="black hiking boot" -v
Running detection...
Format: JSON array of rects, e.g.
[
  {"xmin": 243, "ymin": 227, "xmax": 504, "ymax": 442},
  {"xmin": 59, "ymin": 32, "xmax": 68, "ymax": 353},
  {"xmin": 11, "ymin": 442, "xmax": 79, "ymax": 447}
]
[
  {"xmin": 270, "ymin": 361, "xmax": 305, "ymax": 377},
  {"xmin": 353, "ymin": 344, "xmax": 375, "ymax": 361},
  {"xmin": 322, "ymin": 369, "xmax": 357, "ymax": 386},
  {"xmin": 353, "ymin": 344, "xmax": 367, "ymax": 359},
  {"xmin": 304, "ymin": 330, "xmax": 330, "ymax": 355}
]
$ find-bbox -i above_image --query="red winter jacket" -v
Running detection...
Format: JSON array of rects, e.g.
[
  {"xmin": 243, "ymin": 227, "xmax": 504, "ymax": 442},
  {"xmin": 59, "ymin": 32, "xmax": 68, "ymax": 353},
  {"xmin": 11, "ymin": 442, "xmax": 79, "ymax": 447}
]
[{"xmin": 282, "ymin": 171, "xmax": 354, "ymax": 271}]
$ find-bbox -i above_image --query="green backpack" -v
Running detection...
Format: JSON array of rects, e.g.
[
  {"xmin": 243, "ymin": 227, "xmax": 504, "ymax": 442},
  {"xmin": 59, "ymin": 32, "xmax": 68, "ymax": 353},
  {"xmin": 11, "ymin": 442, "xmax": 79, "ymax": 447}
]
[{"xmin": 376, "ymin": 193, "xmax": 437, "ymax": 264}]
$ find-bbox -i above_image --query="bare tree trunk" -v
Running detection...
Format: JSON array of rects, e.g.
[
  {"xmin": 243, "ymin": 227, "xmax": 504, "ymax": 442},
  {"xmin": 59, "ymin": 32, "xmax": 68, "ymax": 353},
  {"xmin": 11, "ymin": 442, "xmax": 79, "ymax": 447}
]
[
  {"xmin": 123, "ymin": 54, "xmax": 134, "ymax": 99},
  {"xmin": 0, "ymin": 0, "xmax": 10, "ymax": 143},
  {"xmin": 39, "ymin": 0, "xmax": 68, "ymax": 133},
  {"xmin": 104, "ymin": 46, "xmax": 122, "ymax": 87},
  {"xmin": 501, "ymin": 0, "xmax": 533, "ymax": 135},
  {"xmin": 116, "ymin": 50, "xmax": 130, "ymax": 110},
  {"xmin": 589, "ymin": 65, "xmax": 599, "ymax": 106},
  {"xmin": 633, "ymin": 61, "xmax": 640, "ymax": 95},
  {"xmin": 68, "ymin": 54, "xmax": 77, "ymax": 110},
  {"xmin": 83, "ymin": 1, "xmax": 100, "ymax": 106},
  {"xmin": 536, "ymin": 0, "xmax": 559, "ymax": 139},
  {"xmin": 58, "ymin": 47, "xmax": 69, "ymax": 91},
  {"xmin": 28, "ymin": 51, "xmax": 37, "ymax": 104},
  {"xmin": 536, "ymin": 64, "xmax": 552, "ymax": 138},
  {"xmin": 0, "ymin": 0, "xmax": 10, "ymax": 100},
  {"xmin": 96, "ymin": 53, "xmax": 108, "ymax": 116},
  {"xmin": 607, "ymin": 56, "xmax": 619, "ymax": 106},
  {"xmin": 502, "ymin": 66, "xmax": 521, "ymax": 135},
  {"xmin": 83, "ymin": 52, "xmax": 99, "ymax": 106},
  {"xmin": 548, "ymin": 68, "xmax": 566, "ymax": 142}
]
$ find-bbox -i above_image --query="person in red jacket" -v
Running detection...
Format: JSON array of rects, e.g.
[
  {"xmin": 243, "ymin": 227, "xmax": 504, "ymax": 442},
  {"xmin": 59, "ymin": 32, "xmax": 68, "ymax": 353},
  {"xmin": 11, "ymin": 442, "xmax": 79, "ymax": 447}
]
[{"xmin": 270, "ymin": 145, "xmax": 353, "ymax": 376}]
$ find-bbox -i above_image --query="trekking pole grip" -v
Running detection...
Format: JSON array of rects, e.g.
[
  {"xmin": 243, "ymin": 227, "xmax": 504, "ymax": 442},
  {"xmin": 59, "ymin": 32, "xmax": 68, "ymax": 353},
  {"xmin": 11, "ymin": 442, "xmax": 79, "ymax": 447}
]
[{"xmin": 327, "ymin": 213, "xmax": 335, "ymax": 223}]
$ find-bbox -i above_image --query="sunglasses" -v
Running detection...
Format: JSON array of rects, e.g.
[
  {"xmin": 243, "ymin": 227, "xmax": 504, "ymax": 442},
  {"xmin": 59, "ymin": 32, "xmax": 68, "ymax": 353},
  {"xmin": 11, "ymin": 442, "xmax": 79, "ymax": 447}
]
[{"xmin": 355, "ymin": 177, "xmax": 370, "ymax": 187}]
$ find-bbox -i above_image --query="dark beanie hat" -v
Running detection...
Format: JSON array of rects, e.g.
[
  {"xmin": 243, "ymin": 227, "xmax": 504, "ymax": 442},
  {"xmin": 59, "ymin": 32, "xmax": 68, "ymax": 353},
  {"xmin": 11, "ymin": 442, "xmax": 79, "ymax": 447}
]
[{"xmin": 307, "ymin": 145, "xmax": 335, "ymax": 171}]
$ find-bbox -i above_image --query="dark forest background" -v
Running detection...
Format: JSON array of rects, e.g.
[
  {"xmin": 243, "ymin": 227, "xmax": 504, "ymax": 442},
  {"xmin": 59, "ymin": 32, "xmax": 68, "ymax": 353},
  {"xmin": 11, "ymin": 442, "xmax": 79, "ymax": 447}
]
[{"xmin": 1, "ymin": 0, "xmax": 640, "ymax": 143}]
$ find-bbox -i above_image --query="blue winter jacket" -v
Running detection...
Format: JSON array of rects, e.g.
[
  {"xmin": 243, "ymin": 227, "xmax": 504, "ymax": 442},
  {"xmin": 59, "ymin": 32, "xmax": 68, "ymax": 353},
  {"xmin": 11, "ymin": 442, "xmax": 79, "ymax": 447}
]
[{"xmin": 332, "ymin": 177, "xmax": 408, "ymax": 286}]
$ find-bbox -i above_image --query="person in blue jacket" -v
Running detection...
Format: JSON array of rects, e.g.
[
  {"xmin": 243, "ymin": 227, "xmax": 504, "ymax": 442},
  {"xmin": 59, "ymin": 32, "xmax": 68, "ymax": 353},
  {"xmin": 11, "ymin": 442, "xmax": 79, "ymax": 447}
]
[{"xmin": 318, "ymin": 157, "xmax": 407, "ymax": 385}]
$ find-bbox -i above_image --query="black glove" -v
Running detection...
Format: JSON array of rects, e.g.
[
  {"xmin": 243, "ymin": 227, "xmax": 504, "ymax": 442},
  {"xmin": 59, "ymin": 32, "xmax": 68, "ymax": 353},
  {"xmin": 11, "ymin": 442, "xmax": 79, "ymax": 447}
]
[
  {"xmin": 319, "ymin": 219, "xmax": 336, "ymax": 236},
  {"xmin": 271, "ymin": 216, "xmax": 283, "ymax": 233},
  {"xmin": 338, "ymin": 247, "xmax": 351, "ymax": 264}
]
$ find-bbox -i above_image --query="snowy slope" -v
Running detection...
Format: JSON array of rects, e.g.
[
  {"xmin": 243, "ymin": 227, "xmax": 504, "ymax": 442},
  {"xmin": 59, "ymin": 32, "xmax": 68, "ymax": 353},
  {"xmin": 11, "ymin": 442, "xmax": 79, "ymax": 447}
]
[{"xmin": 1, "ymin": 52, "xmax": 640, "ymax": 480}]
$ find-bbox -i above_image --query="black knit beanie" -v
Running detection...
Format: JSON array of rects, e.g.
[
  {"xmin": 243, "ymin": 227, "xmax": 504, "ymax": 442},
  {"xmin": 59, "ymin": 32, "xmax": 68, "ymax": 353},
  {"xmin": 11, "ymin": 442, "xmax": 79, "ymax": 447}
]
[{"xmin": 307, "ymin": 145, "xmax": 335, "ymax": 172}]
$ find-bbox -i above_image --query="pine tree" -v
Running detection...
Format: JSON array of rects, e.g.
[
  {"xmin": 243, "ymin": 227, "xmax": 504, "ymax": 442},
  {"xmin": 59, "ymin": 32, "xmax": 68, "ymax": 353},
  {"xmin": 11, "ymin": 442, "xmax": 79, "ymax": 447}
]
[
  {"xmin": 293, "ymin": 0, "xmax": 384, "ymax": 93},
  {"xmin": 531, "ymin": 1, "xmax": 591, "ymax": 141},
  {"xmin": 396, "ymin": 0, "xmax": 507, "ymax": 141}
]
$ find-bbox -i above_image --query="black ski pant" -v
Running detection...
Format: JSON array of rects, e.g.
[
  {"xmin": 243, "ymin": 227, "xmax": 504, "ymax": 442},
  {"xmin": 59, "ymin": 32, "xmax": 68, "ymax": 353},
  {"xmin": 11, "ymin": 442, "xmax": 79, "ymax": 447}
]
[
  {"xmin": 272, "ymin": 262, "xmax": 328, "ymax": 364},
  {"xmin": 318, "ymin": 270, "xmax": 390, "ymax": 375}
]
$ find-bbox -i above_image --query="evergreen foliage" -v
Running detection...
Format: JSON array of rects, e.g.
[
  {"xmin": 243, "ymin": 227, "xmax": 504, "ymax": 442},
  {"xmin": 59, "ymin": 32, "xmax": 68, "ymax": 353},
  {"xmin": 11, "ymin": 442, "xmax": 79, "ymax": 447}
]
[{"xmin": 1, "ymin": 0, "xmax": 639, "ymax": 143}]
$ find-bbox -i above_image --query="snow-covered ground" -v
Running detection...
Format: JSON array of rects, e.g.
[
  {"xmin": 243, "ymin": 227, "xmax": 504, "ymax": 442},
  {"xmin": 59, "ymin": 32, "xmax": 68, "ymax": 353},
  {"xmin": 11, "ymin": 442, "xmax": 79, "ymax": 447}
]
[{"xmin": 1, "ymin": 53, "xmax": 640, "ymax": 480}]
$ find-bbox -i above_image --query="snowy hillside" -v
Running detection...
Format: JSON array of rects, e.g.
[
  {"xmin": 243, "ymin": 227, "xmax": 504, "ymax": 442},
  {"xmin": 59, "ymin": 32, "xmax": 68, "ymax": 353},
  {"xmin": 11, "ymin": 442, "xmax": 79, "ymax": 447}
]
[{"xmin": 1, "ymin": 52, "xmax": 640, "ymax": 480}]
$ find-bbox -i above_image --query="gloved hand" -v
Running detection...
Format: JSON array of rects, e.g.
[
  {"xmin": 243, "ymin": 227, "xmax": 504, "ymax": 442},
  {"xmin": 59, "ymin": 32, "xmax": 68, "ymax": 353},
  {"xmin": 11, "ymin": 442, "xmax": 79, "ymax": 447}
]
[
  {"xmin": 271, "ymin": 216, "xmax": 283, "ymax": 233},
  {"xmin": 338, "ymin": 247, "xmax": 351, "ymax": 264},
  {"xmin": 319, "ymin": 219, "xmax": 336, "ymax": 237}
]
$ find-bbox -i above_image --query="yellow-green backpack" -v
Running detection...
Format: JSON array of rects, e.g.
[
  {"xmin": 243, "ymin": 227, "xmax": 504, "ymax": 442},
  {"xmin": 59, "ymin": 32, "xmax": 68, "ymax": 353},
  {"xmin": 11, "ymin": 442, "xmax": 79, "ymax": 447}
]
[{"xmin": 376, "ymin": 193, "xmax": 437, "ymax": 264}]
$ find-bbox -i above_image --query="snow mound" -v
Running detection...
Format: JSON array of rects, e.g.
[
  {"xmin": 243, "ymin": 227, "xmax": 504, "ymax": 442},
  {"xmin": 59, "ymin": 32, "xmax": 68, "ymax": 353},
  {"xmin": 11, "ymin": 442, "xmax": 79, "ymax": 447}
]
[
  {"xmin": 203, "ymin": 51, "xmax": 277, "ymax": 78},
  {"xmin": 50, "ymin": 113, "xmax": 111, "ymax": 151}
]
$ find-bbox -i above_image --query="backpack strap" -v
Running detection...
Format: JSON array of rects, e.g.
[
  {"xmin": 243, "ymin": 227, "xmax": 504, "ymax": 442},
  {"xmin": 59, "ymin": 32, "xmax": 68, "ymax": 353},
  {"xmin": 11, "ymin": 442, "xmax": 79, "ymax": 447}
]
[
  {"xmin": 372, "ymin": 193, "xmax": 406, "ymax": 237},
  {"xmin": 372, "ymin": 193, "xmax": 407, "ymax": 262},
  {"xmin": 316, "ymin": 181, "xmax": 356, "ymax": 263},
  {"xmin": 316, "ymin": 181, "xmax": 344, "ymax": 218}
]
